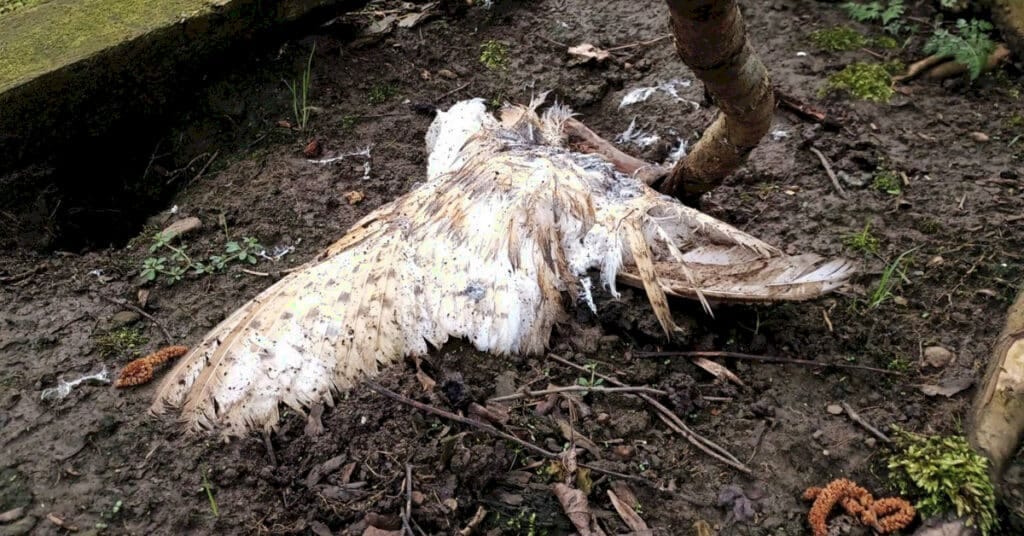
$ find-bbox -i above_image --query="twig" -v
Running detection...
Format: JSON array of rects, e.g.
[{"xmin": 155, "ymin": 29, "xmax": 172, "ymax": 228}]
[
  {"xmin": 546, "ymin": 354, "xmax": 752, "ymax": 474},
  {"xmin": 774, "ymin": 88, "xmax": 837, "ymax": 127},
  {"xmin": 192, "ymin": 150, "xmax": 219, "ymax": 183},
  {"xmin": 840, "ymin": 402, "xmax": 892, "ymax": 444},
  {"xmin": 435, "ymin": 82, "xmax": 471, "ymax": 103},
  {"xmin": 364, "ymin": 380, "xmax": 650, "ymax": 484},
  {"xmin": 606, "ymin": 34, "xmax": 672, "ymax": 52},
  {"xmin": 240, "ymin": 266, "xmax": 304, "ymax": 277},
  {"xmin": 488, "ymin": 385, "xmax": 667, "ymax": 403},
  {"xmin": 633, "ymin": 350, "xmax": 903, "ymax": 376},
  {"xmin": 564, "ymin": 118, "xmax": 667, "ymax": 185},
  {"xmin": 808, "ymin": 147, "xmax": 847, "ymax": 199},
  {"xmin": 402, "ymin": 463, "xmax": 414, "ymax": 536},
  {"xmin": 97, "ymin": 294, "xmax": 173, "ymax": 345}
]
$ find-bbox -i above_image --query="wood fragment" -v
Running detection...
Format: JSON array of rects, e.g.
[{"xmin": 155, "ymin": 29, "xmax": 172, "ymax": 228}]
[
  {"xmin": 563, "ymin": 118, "xmax": 667, "ymax": 185},
  {"xmin": 808, "ymin": 148, "xmax": 847, "ymax": 199},
  {"xmin": 608, "ymin": 488, "xmax": 652, "ymax": 535},
  {"xmin": 840, "ymin": 402, "xmax": 892, "ymax": 444}
]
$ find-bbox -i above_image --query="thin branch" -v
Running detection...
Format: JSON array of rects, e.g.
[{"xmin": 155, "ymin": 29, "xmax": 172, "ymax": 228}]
[
  {"xmin": 364, "ymin": 380, "xmax": 651, "ymax": 484},
  {"xmin": 402, "ymin": 463, "xmax": 414, "ymax": 536},
  {"xmin": 435, "ymin": 82, "xmax": 471, "ymax": 103},
  {"xmin": 97, "ymin": 294, "xmax": 173, "ymax": 345},
  {"xmin": 606, "ymin": 34, "xmax": 672, "ymax": 52},
  {"xmin": 488, "ymin": 385, "xmax": 667, "ymax": 403},
  {"xmin": 841, "ymin": 402, "xmax": 892, "ymax": 444},
  {"xmin": 634, "ymin": 350, "xmax": 903, "ymax": 376},
  {"xmin": 546, "ymin": 354, "xmax": 752, "ymax": 474},
  {"xmin": 809, "ymin": 147, "xmax": 848, "ymax": 199},
  {"xmin": 564, "ymin": 118, "xmax": 667, "ymax": 185}
]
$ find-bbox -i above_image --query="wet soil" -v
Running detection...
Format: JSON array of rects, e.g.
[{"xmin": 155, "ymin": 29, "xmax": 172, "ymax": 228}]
[{"xmin": 2, "ymin": 0, "xmax": 1023, "ymax": 534}]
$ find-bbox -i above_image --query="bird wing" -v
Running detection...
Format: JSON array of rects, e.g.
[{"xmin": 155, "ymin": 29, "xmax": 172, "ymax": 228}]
[{"xmin": 150, "ymin": 145, "xmax": 592, "ymax": 436}]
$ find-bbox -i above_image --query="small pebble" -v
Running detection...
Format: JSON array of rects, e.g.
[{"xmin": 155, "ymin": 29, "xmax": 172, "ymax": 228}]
[
  {"xmin": 923, "ymin": 346, "xmax": 955, "ymax": 368},
  {"xmin": 865, "ymin": 437, "xmax": 877, "ymax": 448},
  {"xmin": 826, "ymin": 404, "xmax": 843, "ymax": 415},
  {"xmin": 968, "ymin": 131, "xmax": 990, "ymax": 143},
  {"xmin": 437, "ymin": 69, "xmax": 458, "ymax": 80}
]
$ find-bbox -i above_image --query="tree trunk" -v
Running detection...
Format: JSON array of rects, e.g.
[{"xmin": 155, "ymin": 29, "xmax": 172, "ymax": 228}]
[
  {"xmin": 991, "ymin": 0, "xmax": 1024, "ymax": 60},
  {"xmin": 660, "ymin": 0, "xmax": 774, "ymax": 201},
  {"xmin": 969, "ymin": 287, "xmax": 1024, "ymax": 486}
]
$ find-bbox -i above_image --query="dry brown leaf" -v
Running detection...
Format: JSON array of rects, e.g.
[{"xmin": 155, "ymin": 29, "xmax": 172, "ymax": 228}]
[
  {"xmin": 555, "ymin": 418, "xmax": 602, "ymax": 458},
  {"xmin": 412, "ymin": 355, "xmax": 436, "ymax": 391},
  {"xmin": 304, "ymin": 139, "xmax": 322, "ymax": 158},
  {"xmin": 608, "ymin": 489, "xmax": 652, "ymax": 535},
  {"xmin": 160, "ymin": 217, "xmax": 202, "ymax": 241},
  {"xmin": 692, "ymin": 357, "xmax": 746, "ymax": 387},
  {"xmin": 919, "ymin": 376, "xmax": 974, "ymax": 397},
  {"xmin": 552, "ymin": 483, "xmax": 606, "ymax": 536},
  {"xmin": 568, "ymin": 43, "xmax": 611, "ymax": 63}
]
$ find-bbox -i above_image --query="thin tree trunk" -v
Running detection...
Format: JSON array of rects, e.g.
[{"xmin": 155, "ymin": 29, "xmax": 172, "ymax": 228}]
[
  {"xmin": 969, "ymin": 287, "xmax": 1024, "ymax": 486},
  {"xmin": 660, "ymin": 0, "xmax": 774, "ymax": 201}
]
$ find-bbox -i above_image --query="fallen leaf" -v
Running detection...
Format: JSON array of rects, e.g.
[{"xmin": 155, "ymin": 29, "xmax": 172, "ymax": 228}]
[
  {"xmin": 468, "ymin": 402, "xmax": 509, "ymax": 425},
  {"xmin": 0, "ymin": 507, "xmax": 25, "ymax": 523},
  {"xmin": 397, "ymin": 5, "xmax": 436, "ymax": 29},
  {"xmin": 304, "ymin": 139, "xmax": 322, "ymax": 158},
  {"xmin": 412, "ymin": 355, "xmax": 435, "ymax": 391},
  {"xmin": 160, "ymin": 216, "xmax": 202, "ymax": 241},
  {"xmin": 552, "ymin": 483, "xmax": 606, "ymax": 536},
  {"xmin": 277, "ymin": 120, "xmax": 293, "ymax": 129},
  {"xmin": 555, "ymin": 418, "xmax": 602, "ymax": 458},
  {"xmin": 918, "ymin": 376, "xmax": 974, "ymax": 397},
  {"xmin": 568, "ymin": 43, "xmax": 611, "ymax": 63},
  {"xmin": 692, "ymin": 357, "xmax": 745, "ymax": 387},
  {"xmin": 608, "ymin": 488, "xmax": 652, "ymax": 535}
]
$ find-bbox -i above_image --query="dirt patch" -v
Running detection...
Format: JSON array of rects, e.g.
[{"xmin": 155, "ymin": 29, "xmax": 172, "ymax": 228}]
[{"xmin": 2, "ymin": 0, "xmax": 1023, "ymax": 534}]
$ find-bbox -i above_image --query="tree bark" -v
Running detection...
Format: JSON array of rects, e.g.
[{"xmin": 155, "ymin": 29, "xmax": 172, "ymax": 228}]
[
  {"xmin": 969, "ymin": 287, "xmax": 1024, "ymax": 487},
  {"xmin": 660, "ymin": 0, "xmax": 774, "ymax": 201}
]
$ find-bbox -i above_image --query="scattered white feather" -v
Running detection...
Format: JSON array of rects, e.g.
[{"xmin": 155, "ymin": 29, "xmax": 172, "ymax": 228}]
[
  {"xmin": 665, "ymin": 138, "xmax": 689, "ymax": 165},
  {"xmin": 619, "ymin": 79, "xmax": 698, "ymax": 110},
  {"xmin": 771, "ymin": 129, "xmax": 791, "ymax": 141},
  {"xmin": 615, "ymin": 118, "xmax": 660, "ymax": 148}
]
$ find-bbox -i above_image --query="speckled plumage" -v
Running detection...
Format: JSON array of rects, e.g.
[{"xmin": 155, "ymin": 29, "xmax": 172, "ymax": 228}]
[{"xmin": 151, "ymin": 97, "xmax": 854, "ymax": 436}]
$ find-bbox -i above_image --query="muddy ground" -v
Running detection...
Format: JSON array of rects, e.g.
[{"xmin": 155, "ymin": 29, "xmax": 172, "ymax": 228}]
[{"xmin": 2, "ymin": 0, "xmax": 1023, "ymax": 534}]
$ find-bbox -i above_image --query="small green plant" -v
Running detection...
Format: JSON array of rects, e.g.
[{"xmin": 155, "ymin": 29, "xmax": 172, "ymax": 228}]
[
  {"xmin": 821, "ymin": 62, "xmax": 898, "ymax": 102},
  {"xmin": 285, "ymin": 43, "xmax": 315, "ymax": 130},
  {"xmin": 872, "ymin": 169, "xmax": 902, "ymax": 195},
  {"xmin": 888, "ymin": 429, "xmax": 996, "ymax": 535},
  {"xmin": 844, "ymin": 223, "xmax": 881, "ymax": 254},
  {"xmin": 577, "ymin": 362, "xmax": 605, "ymax": 388},
  {"xmin": 886, "ymin": 356, "xmax": 912, "ymax": 372},
  {"xmin": 367, "ymin": 83, "xmax": 397, "ymax": 105},
  {"xmin": 867, "ymin": 248, "xmax": 916, "ymax": 309},
  {"xmin": 842, "ymin": 0, "xmax": 906, "ymax": 34},
  {"xmin": 201, "ymin": 469, "xmax": 219, "ymax": 517},
  {"xmin": 924, "ymin": 19, "xmax": 996, "ymax": 81},
  {"xmin": 479, "ymin": 39, "xmax": 510, "ymax": 70},
  {"xmin": 96, "ymin": 327, "xmax": 148, "ymax": 358},
  {"xmin": 142, "ymin": 232, "xmax": 263, "ymax": 285},
  {"xmin": 501, "ymin": 511, "xmax": 541, "ymax": 536}
]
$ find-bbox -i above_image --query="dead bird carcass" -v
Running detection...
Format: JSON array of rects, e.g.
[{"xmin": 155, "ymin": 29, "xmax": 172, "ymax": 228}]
[{"xmin": 148, "ymin": 97, "xmax": 854, "ymax": 436}]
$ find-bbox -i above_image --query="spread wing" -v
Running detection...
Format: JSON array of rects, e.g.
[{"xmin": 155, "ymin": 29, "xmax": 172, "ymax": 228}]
[
  {"xmin": 151, "ymin": 99, "xmax": 854, "ymax": 436},
  {"xmin": 151, "ymin": 144, "xmax": 595, "ymax": 436}
]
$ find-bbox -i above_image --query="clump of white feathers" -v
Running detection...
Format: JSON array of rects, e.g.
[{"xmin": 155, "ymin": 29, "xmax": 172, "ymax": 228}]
[{"xmin": 151, "ymin": 97, "xmax": 854, "ymax": 437}]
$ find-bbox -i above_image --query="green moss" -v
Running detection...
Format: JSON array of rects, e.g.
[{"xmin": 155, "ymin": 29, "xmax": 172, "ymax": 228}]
[
  {"xmin": 810, "ymin": 26, "xmax": 868, "ymax": 51},
  {"xmin": 872, "ymin": 35, "xmax": 899, "ymax": 49},
  {"xmin": 0, "ymin": 0, "xmax": 227, "ymax": 91},
  {"xmin": 888, "ymin": 429, "xmax": 997, "ymax": 535},
  {"xmin": 479, "ymin": 40, "xmax": 509, "ymax": 71},
  {"xmin": 367, "ymin": 83, "xmax": 396, "ymax": 105},
  {"xmin": 821, "ymin": 62, "xmax": 898, "ymax": 102},
  {"xmin": 95, "ymin": 326, "xmax": 148, "ymax": 358},
  {"xmin": 872, "ymin": 169, "xmax": 902, "ymax": 195},
  {"xmin": 0, "ymin": 0, "xmax": 45, "ymax": 15}
]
